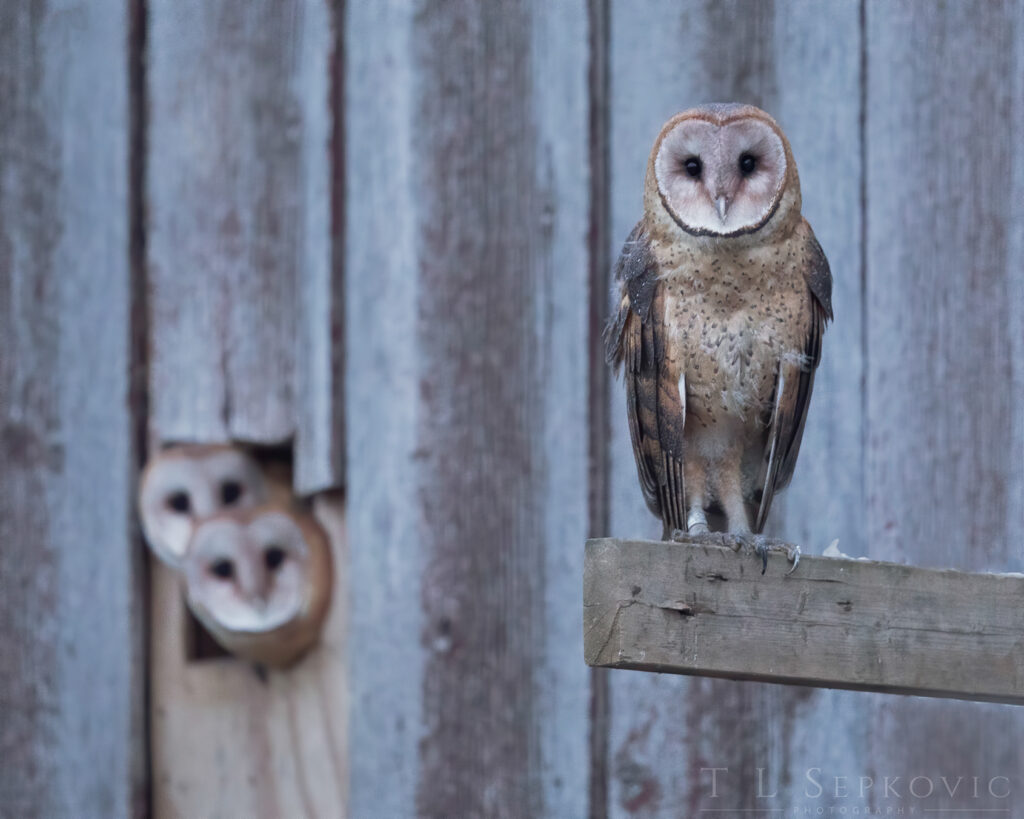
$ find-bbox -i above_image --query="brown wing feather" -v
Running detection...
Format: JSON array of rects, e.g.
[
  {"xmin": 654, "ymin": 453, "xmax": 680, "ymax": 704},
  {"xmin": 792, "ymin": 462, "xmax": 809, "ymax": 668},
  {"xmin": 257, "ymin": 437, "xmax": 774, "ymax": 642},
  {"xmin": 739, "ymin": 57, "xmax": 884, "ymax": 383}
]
[
  {"xmin": 754, "ymin": 228, "xmax": 833, "ymax": 532},
  {"xmin": 606, "ymin": 223, "xmax": 687, "ymax": 538}
]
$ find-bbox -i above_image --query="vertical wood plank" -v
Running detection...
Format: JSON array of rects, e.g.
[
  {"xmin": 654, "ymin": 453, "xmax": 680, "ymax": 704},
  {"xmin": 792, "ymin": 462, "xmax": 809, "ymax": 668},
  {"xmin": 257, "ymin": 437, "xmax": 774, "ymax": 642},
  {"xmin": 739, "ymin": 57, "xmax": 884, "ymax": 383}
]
[
  {"xmin": 147, "ymin": 0, "xmax": 340, "ymax": 493},
  {"xmin": 295, "ymin": 0, "xmax": 344, "ymax": 495},
  {"xmin": 533, "ymin": 5, "xmax": 593, "ymax": 814},
  {"xmin": 587, "ymin": 0, "xmax": 613, "ymax": 814},
  {"xmin": 606, "ymin": 1, "xmax": 867, "ymax": 813},
  {"xmin": 864, "ymin": 0, "xmax": 1024, "ymax": 810},
  {"xmin": 146, "ymin": 3, "xmax": 346, "ymax": 816},
  {"xmin": 345, "ymin": 2, "xmax": 422, "ymax": 816},
  {"xmin": 345, "ymin": 2, "xmax": 591, "ymax": 816},
  {"xmin": 1011, "ymin": 1, "xmax": 1024, "ymax": 547},
  {"xmin": 0, "ymin": 2, "xmax": 146, "ymax": 815}
]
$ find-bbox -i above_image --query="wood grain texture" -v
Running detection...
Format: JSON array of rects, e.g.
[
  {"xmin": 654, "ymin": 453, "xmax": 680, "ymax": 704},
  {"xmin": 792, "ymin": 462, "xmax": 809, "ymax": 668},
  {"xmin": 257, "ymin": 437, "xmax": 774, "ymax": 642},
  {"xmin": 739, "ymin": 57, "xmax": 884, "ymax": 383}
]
[
  {"xmin": 586, "ymin": 538, "xmax": 1024, "ymax": 703},
  {"xmin": 145, "ymin": 4, "xmax": 347, "ymax": 815},
  {"xmin": 605, "ymin": 1, "xmax": 866, "ymax": 813},
  {"xmin": 150, "ymin": 493, "xmax": 348, "ymax": 819},
  {"xmin": 0, "ymin": 2, "xmax": 146, "ymax": 815},
  {"xmin": 294, "ymin": 0, "xmax": 344, "ymax": 495},
  {"xmin": 863, "ymin": 0, "xmax": 1024, "ymax": 810},
  {"xmin": 345, "ymin": 2, "xmax": 591, "ymax": 816},
  {"xmin": 147, "ymin": 0, "xmax": 340, "ymax": 491},
  {"xmin": 345, "ymin": 4, "xmax": 423, "ymax": 816}
]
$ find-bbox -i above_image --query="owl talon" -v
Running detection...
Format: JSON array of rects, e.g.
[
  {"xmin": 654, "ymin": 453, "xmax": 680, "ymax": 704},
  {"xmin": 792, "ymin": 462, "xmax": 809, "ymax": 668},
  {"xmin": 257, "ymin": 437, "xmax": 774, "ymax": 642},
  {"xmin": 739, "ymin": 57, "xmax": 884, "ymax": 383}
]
[
  {"xmin": 745, "ymin": 536, "xmax": 801, "ymax": 575},
  {"xmin": 753, "ymin": 535, "xmax": 769, "ymax": 574},
  {"xmin": 785, "ymin": 544, "xmax": 801, "ymax": 575}
]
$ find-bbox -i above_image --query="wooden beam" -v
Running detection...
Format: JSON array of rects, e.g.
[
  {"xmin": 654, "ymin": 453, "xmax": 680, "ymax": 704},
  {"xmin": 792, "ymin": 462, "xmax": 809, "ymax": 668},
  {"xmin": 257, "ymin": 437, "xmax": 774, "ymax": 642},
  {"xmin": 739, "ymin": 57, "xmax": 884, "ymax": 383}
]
[{"xmin": 585, "ymin": 537, "xmax": 1024, "ymax": 705}]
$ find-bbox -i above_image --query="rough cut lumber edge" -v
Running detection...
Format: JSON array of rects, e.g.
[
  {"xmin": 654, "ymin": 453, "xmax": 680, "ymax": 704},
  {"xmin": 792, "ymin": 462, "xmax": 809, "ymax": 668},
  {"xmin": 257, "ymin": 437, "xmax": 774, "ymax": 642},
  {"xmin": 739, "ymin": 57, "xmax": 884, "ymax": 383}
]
[{"xmin": 585, "ymin": 537, "xmax": 1024, "ymax": 705}]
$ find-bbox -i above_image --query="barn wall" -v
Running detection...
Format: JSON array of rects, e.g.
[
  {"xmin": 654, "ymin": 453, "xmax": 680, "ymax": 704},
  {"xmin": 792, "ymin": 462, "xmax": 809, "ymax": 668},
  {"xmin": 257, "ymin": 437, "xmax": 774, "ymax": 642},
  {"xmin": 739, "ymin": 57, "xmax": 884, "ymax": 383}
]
[
  {"xmin": 344, "ymin": 2, "xmax": 592, "ymax": 815},
  {"xmin": 0, "ymin": 2, "xmax": 146, "ymax": 816},
  {"xmin": 862, "ymin": 0, "xmax": 1024, "ymax": 804},
  {"xmin": 1, "ymin": 1, "xmax": 1022, "ymax": 817},
  {"xmin": 143, "ymin": 3, "xmax": 349, "ymax": 817}
]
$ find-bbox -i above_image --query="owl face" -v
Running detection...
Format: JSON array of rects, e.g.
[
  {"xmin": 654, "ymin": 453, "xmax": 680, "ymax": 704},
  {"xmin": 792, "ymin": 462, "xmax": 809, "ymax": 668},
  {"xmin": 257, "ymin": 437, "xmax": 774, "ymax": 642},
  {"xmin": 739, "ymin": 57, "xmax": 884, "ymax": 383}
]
[
  {"xmin": 183, "ymin": 508, "xmax": 314, "ymax": 634},
  {"xmin": 138, "ymin": 445, "xmax": 268, "ymax": 565},
  {"xmin": 652, "ymin": 105, "xmax": 791, "ymax": 237}
]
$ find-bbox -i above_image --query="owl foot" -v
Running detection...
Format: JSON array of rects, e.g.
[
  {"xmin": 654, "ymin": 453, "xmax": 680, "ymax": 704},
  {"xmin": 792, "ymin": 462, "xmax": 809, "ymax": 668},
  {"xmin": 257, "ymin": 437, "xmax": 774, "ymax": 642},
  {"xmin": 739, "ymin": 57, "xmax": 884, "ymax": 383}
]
[
  {"xmin": 749, "ymin": 535, "xmax": 800, "ymax": 575},
  {"xmin": 669, "ymin": 530, "xmax": 799, "ymax": 573},
  {"xmin": 709, "ymin": 534, "xmax": 800, "ymax": 575}
]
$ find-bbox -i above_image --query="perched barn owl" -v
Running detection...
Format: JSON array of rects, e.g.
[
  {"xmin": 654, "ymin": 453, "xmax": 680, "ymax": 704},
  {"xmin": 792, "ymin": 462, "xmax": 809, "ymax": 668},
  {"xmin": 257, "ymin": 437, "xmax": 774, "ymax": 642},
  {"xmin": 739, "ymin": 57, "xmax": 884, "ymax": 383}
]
[
  {"xmin": 182, "ymin": 504, "xmax": 333, "ymax": 668},
  {"xmin": 606, "ymin": 104, "xmax": 832, "ymax": 563},
  {"xmin": 138, "ymin": 444, "xmax": 269, "ymax": 565}
]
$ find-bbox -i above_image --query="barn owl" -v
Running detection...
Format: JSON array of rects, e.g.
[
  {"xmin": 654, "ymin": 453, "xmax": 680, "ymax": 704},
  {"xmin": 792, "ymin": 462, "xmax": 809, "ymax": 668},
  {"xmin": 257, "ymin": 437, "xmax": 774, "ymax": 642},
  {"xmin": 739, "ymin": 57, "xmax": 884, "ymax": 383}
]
[
  {"xmin": 138, "ymin": 444, "xmax": 269, "ymax": 565},
  {"xmin": 606, "ymin": 104, "xmax": 832, "ymax": 567},
  {"xmin": 182, "ymin": 503, "xmax": 333, "ymax": 667}
]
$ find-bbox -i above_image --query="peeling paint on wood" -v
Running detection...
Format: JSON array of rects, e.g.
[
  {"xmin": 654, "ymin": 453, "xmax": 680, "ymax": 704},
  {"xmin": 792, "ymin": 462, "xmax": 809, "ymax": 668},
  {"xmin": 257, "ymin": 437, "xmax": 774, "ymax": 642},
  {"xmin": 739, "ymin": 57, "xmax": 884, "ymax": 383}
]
[
  {"xmin": 145, "ymin": 3, "xmax": 346, "ymax": 816},
  {"xmin": 863, "ymin": 0, "xmax": 1024, "ymax": 807},
  {"xmin": 147, "ymin": 0, "xmax": 341, "ymax": 492},
  {"xmin": 346, "ymin": 2, "xmax": 591, "ymax": 816},
  {"xmin": 0, "ymin": 2, "xmax": 146, "ymax": 815}
]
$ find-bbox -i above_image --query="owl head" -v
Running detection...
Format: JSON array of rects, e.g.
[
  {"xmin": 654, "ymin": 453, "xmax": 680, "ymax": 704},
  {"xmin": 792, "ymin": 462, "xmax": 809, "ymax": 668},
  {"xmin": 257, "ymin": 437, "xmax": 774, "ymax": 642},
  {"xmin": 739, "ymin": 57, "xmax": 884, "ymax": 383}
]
[
  {"xmin": 182, "ymin": 504, "xmax": 332, "ymax": 667},
  {"xmin": 138, "ymin": 444, "xmax": 269, "ymax": 566},
  {"xmin": 645, "ymin": 103, "xmax": 801, "ymax": 241}
]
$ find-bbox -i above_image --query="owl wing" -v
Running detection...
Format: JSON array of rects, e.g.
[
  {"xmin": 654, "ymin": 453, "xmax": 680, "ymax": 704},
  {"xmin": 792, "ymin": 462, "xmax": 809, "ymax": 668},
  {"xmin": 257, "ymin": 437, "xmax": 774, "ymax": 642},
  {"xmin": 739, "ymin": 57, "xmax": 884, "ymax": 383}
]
[
  {"xmin": 605, "ymin": 223, "xmax": 687, "ymax": 537},
  {"xmin": 754, "ymin": 227, "xmax": 833, "ymax": 533}
]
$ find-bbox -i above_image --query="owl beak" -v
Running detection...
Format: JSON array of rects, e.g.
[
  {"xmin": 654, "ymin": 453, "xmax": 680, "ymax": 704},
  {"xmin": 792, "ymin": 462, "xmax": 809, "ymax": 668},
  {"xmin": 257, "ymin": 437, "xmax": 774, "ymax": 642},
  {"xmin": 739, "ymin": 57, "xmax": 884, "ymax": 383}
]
[{"xmin": 715, "ymin": 195, "xmax": 729, "ymax": 223}]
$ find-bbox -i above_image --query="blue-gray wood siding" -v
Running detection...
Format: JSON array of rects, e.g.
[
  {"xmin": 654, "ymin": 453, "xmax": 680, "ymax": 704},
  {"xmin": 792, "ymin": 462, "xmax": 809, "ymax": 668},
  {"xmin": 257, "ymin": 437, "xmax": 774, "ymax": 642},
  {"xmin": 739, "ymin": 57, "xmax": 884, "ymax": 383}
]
[{"xmin": 1, "ymin": 0, "xmax": 1022, "ymax": 816}]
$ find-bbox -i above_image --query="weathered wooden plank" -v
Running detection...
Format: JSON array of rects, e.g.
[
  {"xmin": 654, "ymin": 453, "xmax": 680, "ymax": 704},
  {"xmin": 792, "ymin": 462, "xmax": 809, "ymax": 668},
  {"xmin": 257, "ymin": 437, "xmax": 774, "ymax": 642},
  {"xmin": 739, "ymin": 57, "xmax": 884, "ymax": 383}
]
[
  {"xmin": 605, "ymin": 1, "xmax": 866, "ymax": 812},
  {"xmin": 345, "ymin": 2, "xmax": 591, "ymax": 816},
  {"xmin": 0, "ymin": 2, "xmax": 146, "ymax": 816},
  {"xmin": 864, "ymin": 0, "xmax": 1024, "ymax": 808},
  {"xmin": 587, "ymin": 537, "xmax": 1024, "ymax": 703},
  {"xmin": 344, "ymin": 2, "xmax": 423, "ymax": 816},
  {"xmin": 147, "ymin": 0, "xmax": 340, "ymax": 492},
  {"xmin": 586, "ymin": 0, "xmax": 612, "ymax": 814},
  {"xmin": 146, "ymin": 3, "xmax": 346, "ymax": 815},
  {"xmin": 294, "ymin": 1, "xmax": 343, "ymax": 495},
  {"xmin": 150, "ymin": 493, "xmax": 348, "ymax": 819}
]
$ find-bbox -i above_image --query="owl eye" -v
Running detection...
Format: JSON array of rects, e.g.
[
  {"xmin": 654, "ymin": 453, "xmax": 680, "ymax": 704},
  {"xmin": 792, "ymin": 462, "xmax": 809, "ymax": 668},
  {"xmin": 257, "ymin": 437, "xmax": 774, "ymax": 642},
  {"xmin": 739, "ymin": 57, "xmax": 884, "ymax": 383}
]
[
  {"xmin": 264, "ymin": 546, "xmax": 287, "ymax": 572},
  {"xmin": 220, "ymin": 480, "xmax": 244, "ymax": 506},
  {"xmin": 166, "ymin": 490, "xmax": 191, "ymax": 514},
  {"xmin": 210, "ymin": 558, "xmax": 235, "ymax": 580},
  {"xmin": 739, "ymin": 153, "xmax": 757, "ymax": 176},
  {"xmin": 683, "ymin": 157, "xmax": 702, "ymax": 179}
]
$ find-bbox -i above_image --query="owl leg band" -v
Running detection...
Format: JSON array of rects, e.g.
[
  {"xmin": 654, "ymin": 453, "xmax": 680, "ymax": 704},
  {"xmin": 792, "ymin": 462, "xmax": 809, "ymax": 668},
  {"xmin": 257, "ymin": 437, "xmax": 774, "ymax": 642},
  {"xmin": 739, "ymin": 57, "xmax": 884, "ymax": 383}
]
[{"xmin": 686, "ymin": 506, "xmax": 709, "ymax": 534}]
